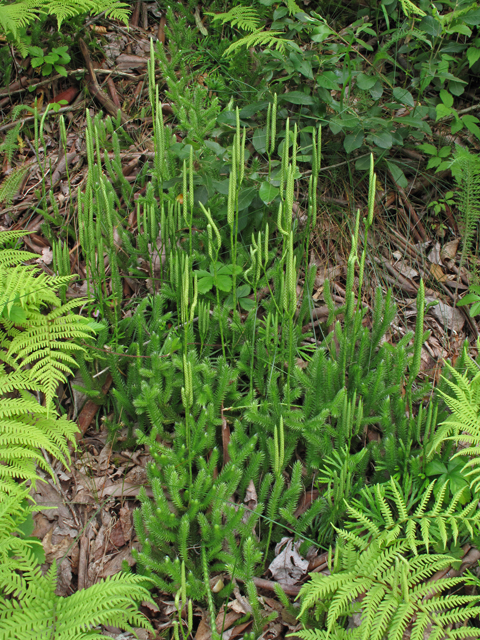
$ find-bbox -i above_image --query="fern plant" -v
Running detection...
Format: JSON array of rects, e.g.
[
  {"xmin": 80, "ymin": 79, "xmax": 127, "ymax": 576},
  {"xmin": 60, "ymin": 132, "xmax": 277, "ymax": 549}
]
[
  {"xmin": 0, "ymin": 230, "xmax": 96, "ymax": 409},
  {"xmin": 0, "ymin": 0, "xmax": 129, "ymax": 39},
  {"xmin": 0, "ymin": 484, "xmax": 155, "ymax": 640},
  {"xmin": 429, "ymin": 348, "xmax": 480, "ymax": 493},
  {"xmin": 449, "ymin": 147, "xmax": 480, "ymax": 283},
  {"xmin": 343, "ymin": 475, "xmax": 480, "ymax": 555},
  {"xmin": 297, "ymin": 534, "xmax": 480, "ymax": 640}
]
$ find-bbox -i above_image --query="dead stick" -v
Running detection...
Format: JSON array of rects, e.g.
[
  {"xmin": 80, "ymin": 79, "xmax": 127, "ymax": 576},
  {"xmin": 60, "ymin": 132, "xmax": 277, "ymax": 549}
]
[
  {"xmin": 251, "ymin": 577, "xmax": 301, "ymax": 596},
  {"xmin": 78, "ymin": 38, "xmax": 129, "ymax": 125}
]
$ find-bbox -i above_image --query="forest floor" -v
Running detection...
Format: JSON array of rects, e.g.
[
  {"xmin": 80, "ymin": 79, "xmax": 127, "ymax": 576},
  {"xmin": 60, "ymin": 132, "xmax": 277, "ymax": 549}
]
[{"xmin": 2, "ymin": 3, "xmax": 480, "ymax": 638}]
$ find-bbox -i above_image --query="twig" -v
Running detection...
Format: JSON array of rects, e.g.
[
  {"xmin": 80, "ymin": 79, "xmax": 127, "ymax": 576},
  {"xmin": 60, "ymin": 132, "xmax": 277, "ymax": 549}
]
[
  {"xmin": 78, "ymin": 38, "xmax": 129, "ymax": 125},
  {"xmin": 0, "ymin": 101, "xmax": 85, "ymax": 133},
  {"xmin": 0, "ymin": 69, "xmax": 143, "ymax": 99}
]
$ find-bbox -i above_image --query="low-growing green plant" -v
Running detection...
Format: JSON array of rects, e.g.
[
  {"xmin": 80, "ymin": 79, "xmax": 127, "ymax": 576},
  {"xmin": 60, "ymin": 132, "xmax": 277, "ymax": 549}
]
[{"xmin": 28, "ymin": 44, "xmax": 70, "ymax": 76}]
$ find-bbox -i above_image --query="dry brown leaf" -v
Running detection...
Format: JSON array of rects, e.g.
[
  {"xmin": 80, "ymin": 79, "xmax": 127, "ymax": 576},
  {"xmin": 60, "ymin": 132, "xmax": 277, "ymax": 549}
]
[
  {"xmin": 216, "ymin": 610, "xmax": 241, "ymax": 633},
  {"xmin": 42, "ymin": 529, "xmax": 72, "ymax": 562},
  {"xmin": 99, "ymin": 544, "xmax": 137, "ymax": 578},
  {"xmin": 116, "ymin": 54, "xmax": 148, "ymax": 71},
  {"xmin": 30, "ymin": 478, "xmax": 71, "ymax": 521},
  {"xmin": 195, "ymin": 616, "xmax": 212, "ymax": 640},
  {"xmin": 32, "ymin": 513, "xmax": 53, "ymax": 539},
  {"xmin": 426, "ymin": 296, "xmax": 465, "ymax": 333},
  {"xmin": 108, "ymin": 519, "xmax": 126, "ymax": 549},
  {"xmin": 441, "ymin": 238, "xmax": 460, "ymax": 262},
  {"xmin": 392, "ymin": 259, "xmax": 418, "ymax": 280},
  {"xmin": 430, "ymin": 263, "xmax": 447, "ymax": 282},
  {"xmin": 55, "ymin": 558, "xmax": 73, "ymax": 596},
  {"xmin": 427, "ymin": 242, "xmax": 442, "ymax": 265},
  {"xmin": 267, "ymin": 537, "xmax": 309, "ymax": 586},
  {"xmin": 228, "ymin": 620, "xmax": 253, "ymax": 640},
  {"xmin": 119, "ymin": 505, "xmax": 133, "ymax": 542}
]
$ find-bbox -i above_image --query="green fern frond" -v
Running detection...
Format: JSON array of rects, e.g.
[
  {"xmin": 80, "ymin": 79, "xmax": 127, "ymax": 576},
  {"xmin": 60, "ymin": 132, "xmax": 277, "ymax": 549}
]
[
  {"xmin": 285, "ymin": 0, "xmax": 302, "ymax": 15},
  {"xmin": 40, "ymin": 0, "xmax": 130, "ymax": 28},
  {"xmin": 342, "ymin": 477, "xmax": 480, "ymax": 554},
  {"xmin": 398, "ymin": 0, "xmax": 426, "ymax": 17},
  {"xmin": 450, "ymin": 146, "xmax": 480, "ymax": 268},
  {"xmin": 0, "ymin": 488, "xmax": 154, "ymax": 639},
  {"xmin": 0, "ymin": 0, "xmax": 130, "ymax": 37},
  {"xmin": 206, "ymin": 6, "xmax": 260, "ymax": 32},
  {"xmin": 0, "ymin": 165, "xmax": 29, "ymax": 205},
  {"xmin": 0, "ymin": 386, "xmax": 77, "ymax": 491},
  {"xmin": 0, "ymin": 0, "xmax": 40, "ymax": 37},
  {"xmin": 0, "ymin": 122, "xmax": 22, "ymax": 163},
  {"xmin": 224, "ymin": 28, "xmax": 289, "ymax": 57},
  {"xmin": 297, "ymin": 537, "xmax": 480, "ymax": 640},
  {"xmin": 0, "ymin": 230, "xmax": 31, "ymax": 248}
]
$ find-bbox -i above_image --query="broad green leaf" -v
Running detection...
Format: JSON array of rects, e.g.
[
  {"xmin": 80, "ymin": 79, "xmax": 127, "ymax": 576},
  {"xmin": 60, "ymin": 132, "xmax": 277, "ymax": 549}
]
[
  {"xmin": 240, "ymin": 101, "xmax": 269, "ymax": 118},
  {"xmin": 450, "ymin": 118, "xmax": 464, "ymax": 134},
  {"xmin": 435, "ymin": 103, "xmax": 453, "ymax": 120},
  {"xmin": 470, "ymin": 301, "xmax": 480, "ymax": 316},
  {"xmin": 29, "ymin": 46, "xmax": 44, "ymax": 57},
  {"xmin": 369, "ymin": 80, "xmax": 383, "ymax": 100},
  {"xmin": 240, "ymin": 297, "xmax": 256, "ymax": 310},
  {"xmin": 252, "ymin": 128, "xmax": 267, "ymax": 153},
  {"xmin": 369, "ymin": 131, "xmax": 392, "ymax": 149},
  {"xmin": 216, "ymin": 275, "xmax": 232, "ymax": 292},
  {"xmin": 445, "ymin": 23, "xmax": 472, "ymax": 37},
  {"xmin": 462, "ymin": 115, "xmax": 480, "ymax": 141},
  {"xmin": 197, "ymin": 276, "xmax": 214, "ymax": 294},
  {"xmin": 317, "ymin": 71, "xmax": 340, "ymax": 90},
  {"xmin": 394, "ymin": 116, "xmax": 432, "ymax": 134},
  {"xmin": 456, "ymin": 292, "xmax": 480, "ymax": 307},
  {"xmin": 259, "ymin": 181, "xmax": 279, "ymax": 204},
  {"xmin": 356, "ymin": 73, "xmax": 377, "ymax": 90},
  {"xmin": 205, "ymin": 140, "xmax": 226, "ymax": 157},
  {"xmin": 419, "ymin": 15, "xmax": 441, "ymax": 37},
  {"xmin": 236, "ymin": 284, "xmax": 251, "ymax": 297},
  {"xmin": 237, "ymin": 187, "xmax": 257, "ymax": 211},
  {"xmin": 55, "ymin": 65, "xmax": 68, "ymax": 77},
  {"xmin": 418, "ymin": 143, "xmax": 437, "ymax": 156},
  {"xmin": 217, "ymin": 110, "xmax": 238, "ymax": 127},
  {"xmin": 386, "ymin": 160, "xmax": 408, "ymax": 189},
  {"xmin": 467, "ymin": 47, "xmax": 480, "ymax": 68},
  {"xmin": 392, "ymin": 87, "xmax": 414, "ymax": 107},
  {"xmin": 212, "ymin": 179, "xmax": 230, "ymax": 195},
  {"xmin": 5, "ymin": 305, "xmax": 27, "ymax": 323},
  {"xmin": 218, "ymin": 264, "xmax": 242, "ymax": 276},
  {"xmin": 440, "ymin": 89, "xmax": 453, "ymax": 108},
  {"xmin": 289, "ymin": 52, "xmax": 314, "ymax": 79},
  {"xmin": 438, "ymin": 146, "xmax": 451, "ymax": 158},
  {"xmin": 448, "ymin": 80, "xmax": 466, "ymax": 97},
  {"xmin": 425, "ymin": 460, "xmax": 447, "ymax": 476},
  {"xmin": 311, "ymin": 24, "xmax": 333, "ymax": 42},
  {"xmin": 464, "ymin": 8, "xmax": 480, "ymax": 25},
  {"xmin": 329, "ymin": 119, "xmax": 343, "ymax": 135},
  {"xmin": 427, "ymin": 157, "xmax": 442, "ymax": 169},
  {"xmin": 280, "ymin": 91, "xmax": 315, "ymax": 105},
  {"xmin": 344, "ymin": 130, "xmax": 364, "ymax": 154}
]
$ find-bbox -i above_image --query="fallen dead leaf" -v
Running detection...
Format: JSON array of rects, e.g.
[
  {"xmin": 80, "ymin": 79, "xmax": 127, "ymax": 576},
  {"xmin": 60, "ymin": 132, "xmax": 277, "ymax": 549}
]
[
  {"xmin": 426, "ymin": 296, "xmax": 465, "ymax": 333},
  {"xmin": 98, "ymin": 544, "xmax": 137, "ymax": 578},
  {"xmin": 430, "ymin": 263, "xmax": 447, "ymax": 282},
  {"xmin": 268, "ymin": 537, "xmax": 309, "ymax": 586},
  {"xmin": 427, "ymin": 242, "xmax": 442, "ymax": 265},
  {"xmin": 441, "ymin": 238, "xmax": 460, "ymax": 262},
  {"xmin": 119, "ymin": 505, "xmax": 133, "ymax": 542}
]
